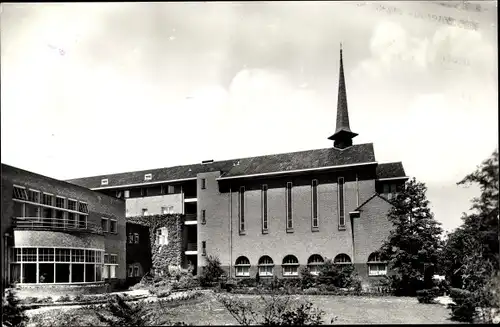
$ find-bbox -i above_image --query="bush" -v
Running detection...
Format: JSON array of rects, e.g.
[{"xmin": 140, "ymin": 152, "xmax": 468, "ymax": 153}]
[
  {"xmin": 317, "ymin": 260, "xmax": 358, "ymax": 289},
  {"xmin": 236, "ymin": 278, "xmax": 257, "ymax": 288},
  {"xmin": 448, "ymin": 288, "xmax": 476, "ymax": 322},
  {"xmin": 2, "ymin": 289, "xmax": 28, "ymax": 327},
  {"xmin": 199, "ymin": 255, "xmax": 226, "ymax": 287},
  {"xmin": 57, "ymin": 295, "xmax": 73, "ymax": 303},
  {"xmin": 300, "ymin": 267, "xmax": 316, "ymax": 290},
  {"xmin": 417, "ymin": 288, "xmax": 439, "ymax": 304}
]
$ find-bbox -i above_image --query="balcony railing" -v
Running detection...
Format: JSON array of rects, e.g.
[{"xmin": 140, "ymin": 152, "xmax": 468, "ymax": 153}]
[
  {"xmin": 186, "ymin": 242, "xmax": 197, "ymax": 251},
  {"xmin": 13, "ymin": 217, "xmax": 103, "ymax": 235},
  {"xmin": 185, "ymin": 214, "xmax": 197, "ymax": 222}
]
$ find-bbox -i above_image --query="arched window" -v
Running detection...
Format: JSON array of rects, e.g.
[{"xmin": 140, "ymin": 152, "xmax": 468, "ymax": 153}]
[
  {"xmin": 282, "ymin": 255, "xmax": 299, "ymax": 276},
  {"xmin": 367, "ymin": 252, "xmax": 387, "ymax": 276},
  {"xmin": 258, "ymin": 255, "xmax": 274, "ymax": 277},
  {"xmin": 307, "ymin": 254, "xmax": 324, "ymax": 276},
  {"xmin": 334, "ymin": 253, "xmax": 352, "ymax": 264},
  {"xmin": 235, "ymin": 256, "xmax": 250, "ymax": 277}
]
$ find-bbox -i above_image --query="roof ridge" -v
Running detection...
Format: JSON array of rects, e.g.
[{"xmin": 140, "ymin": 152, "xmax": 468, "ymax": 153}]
[{"xmin": 66, "ymin": 143, "xmax": 375, "ymax": 181}]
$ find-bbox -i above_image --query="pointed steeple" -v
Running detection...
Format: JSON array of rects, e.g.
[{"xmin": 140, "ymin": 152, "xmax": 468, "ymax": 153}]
[{"xmin": 328, "ymin": 44, "xmax": 358, "ymax": 149}]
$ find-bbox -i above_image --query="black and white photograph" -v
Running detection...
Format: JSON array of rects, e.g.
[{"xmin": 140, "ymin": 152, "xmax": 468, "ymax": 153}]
[{"xmin": 1, "ymin": 1, "xmax": 498, "ymax": 325}]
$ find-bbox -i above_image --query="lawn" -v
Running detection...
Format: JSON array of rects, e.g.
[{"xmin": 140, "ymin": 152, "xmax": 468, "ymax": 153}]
[{"xmin": 26, "ymin": 291, "xmax": 461, "ymax": 325}]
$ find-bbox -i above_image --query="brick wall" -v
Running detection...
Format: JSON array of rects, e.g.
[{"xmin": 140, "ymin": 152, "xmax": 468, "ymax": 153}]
[{"xmin": 1, "ymin": 164, "xmax": 127, "ymax": 286}]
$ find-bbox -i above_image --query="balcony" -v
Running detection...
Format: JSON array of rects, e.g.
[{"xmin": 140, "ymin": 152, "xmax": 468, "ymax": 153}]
[
  {"xmin": 13, "ymin": 217, "xmax": 103, "ymax": 235},
  {"xmin": 184, "ymin": 214, "xmax": 197, "ymax": 225},
  {"xmin": 185, "ymin": 242, "xmax": 197, "ymax": 255}
]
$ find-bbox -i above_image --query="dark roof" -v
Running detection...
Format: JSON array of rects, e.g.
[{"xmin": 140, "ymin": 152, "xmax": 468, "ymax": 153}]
[
  {"xmin": 66, "ymin": 143, "xmax": 376, "ymax": 189},
  {"xmin": 220, "ymin": 143, "xmax": 375, "ymax": 178},
  {"xmin": 376, "ymin": 162, "xmax": 407, "ymax": 179}
]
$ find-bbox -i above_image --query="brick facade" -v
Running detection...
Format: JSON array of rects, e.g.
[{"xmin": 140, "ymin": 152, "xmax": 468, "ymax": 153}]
[{"xmin": 1, "ymin": 164, "xmax": 127, "ymax": 294}]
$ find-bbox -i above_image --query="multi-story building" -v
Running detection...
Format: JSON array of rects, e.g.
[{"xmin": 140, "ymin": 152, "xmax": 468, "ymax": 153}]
[
  {"xmin": 1, "ymin": 164, "xmax": 127, "ymax": 296},
  {"xmin": 67, "ymin": 48, "xmax": 408, "ymax": 286}
]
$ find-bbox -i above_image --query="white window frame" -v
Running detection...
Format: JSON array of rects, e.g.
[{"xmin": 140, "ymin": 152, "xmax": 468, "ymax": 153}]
[
  {"xmin": 282, "ymin": 255, "xmax": 299, "ymax": 277},
  {"xmin": 109, "ymin": 219, "xmax": 117, "ymax": 233},
  {"xmin": 258, "ymin": 256, "xmax": 274, "ymax": 277},
  {"xmin": 367, "ymin": 253, "xmax": 388, "ymax": 276},
  {"xmin": 156, "ymin": 227, "xmax": 168, "ymax": 245},
  {"xmin": 235, "ymin": 256, "xmax": 251, "ymax": 277},
  {"xmin": 133, "ymin": 233, "xmax": 139, "ymax": 244},
  {"xmin": 101, "ymin": 218, "xmax": 109, "ymax": 232},
  {"xmin": 334, "ymin": 253, "xmax": 352, "ymax": 264},
  {"xmin": 307, "ymin": 254, "xmax": 324, "ymax": 276},
  {"xmin": 142, "ymin": 208, "xmax": 149, "ymax": 216},
  {"xmin": 124, "ymin": 190, "xmax": 130, "ymax": 198},
  {"xmin": 144, "ymin": 174, "xmax": 152, "ymax": 181},
  {"xmin": 101, "ymin": 179, "xmax": 109, "ymax": 186}
]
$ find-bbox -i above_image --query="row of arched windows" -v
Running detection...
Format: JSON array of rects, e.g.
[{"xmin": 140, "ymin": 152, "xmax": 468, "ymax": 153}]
[{"xmin": 234, "ymin": 253, "xmax": 386, "ymax": 277}]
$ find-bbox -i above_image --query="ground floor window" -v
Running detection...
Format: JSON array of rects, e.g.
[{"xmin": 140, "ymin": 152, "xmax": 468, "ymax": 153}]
[
  {"xmin": 307, "ymin": 254, "xmax": 324, "ymax": 276},
  {"xmin": 258, "ymin": 256, "xmax": 274, "ymax": 277},
  {"xmin": 367, "ymin": 252, "xmax": 388, "ymax": 276},
  {"xmin": 10, "ymin": 247, "xmax": 105, "ymax": 284},
  {"xmin": 235, "ymin": 256, "xmax": 250, "ymax": 277},
  {"xmin": 282, "ymin": 255, "xmax": 299, "ymax": 276}
]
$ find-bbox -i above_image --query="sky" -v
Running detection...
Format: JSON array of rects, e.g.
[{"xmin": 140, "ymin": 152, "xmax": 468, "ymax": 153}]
[{"xmin": 1, "ymin": 1, "xmax": 497, "ymax": 233}]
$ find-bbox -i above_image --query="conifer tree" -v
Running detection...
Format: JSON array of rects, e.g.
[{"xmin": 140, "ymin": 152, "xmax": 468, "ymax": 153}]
[{"xmin": 379, "ymin": 178, "xmax": 443, "ymax": 296}]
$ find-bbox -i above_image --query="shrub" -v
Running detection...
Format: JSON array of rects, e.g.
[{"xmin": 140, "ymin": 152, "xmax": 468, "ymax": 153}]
[
  {"xmin": 300, "ymin": 267, "xmax": 316, "ymax": 290},
  {"xmin": 2, "ymin": 289, "xmax": 28, "ymax": 327},
  {"xmin": 417, "ymin": 288, "xmax": 439, "ymax": 304},
  {"xmin": 73, "ymin": 294, "xmax": 85, "ymax": 302},
  {"xmin": 303, "ymin": 288, "xmax": 321, "ymax": 295},
  {"xmin": 199, "ymin": 255, "xmax": 226, "ymax": 287},
  {"xmin": 318, "ymin": 260, "xmax": 358, "ymax": 288},
  {"xmin": 448, "ymin": 288, "xmax": 476, "ymax": 322},
  {"xmin": 57, "ymin": 295, "xmax": 72, "ymax": 303}
]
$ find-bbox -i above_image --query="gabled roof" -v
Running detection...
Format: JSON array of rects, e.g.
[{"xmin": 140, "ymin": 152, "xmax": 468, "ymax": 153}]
[
  {"xmin": 66, "ymin": 143, "xmax": 376, "ymax": 189},
  {"xmin": 376, "ymin": 162, "xmax": 407, "ymax": 179},
  {"xmin": 354, "ymin": 193, "xmax": 394, "ymax": 211}
]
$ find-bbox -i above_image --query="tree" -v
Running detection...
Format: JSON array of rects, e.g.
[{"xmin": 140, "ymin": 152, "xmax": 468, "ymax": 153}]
[
  {"xmin": 379, "ymin": 177, "xmax": 444, "ymax": 296},
  {"xmin": 441, "ymin": 149, "xmax": 499, "ymax": 322},
  {"xmin": 199, "ymin": 255, "xmax": 226, "ymax": 287}
]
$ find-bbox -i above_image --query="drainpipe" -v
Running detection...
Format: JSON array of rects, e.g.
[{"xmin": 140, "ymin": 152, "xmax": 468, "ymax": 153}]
[{"xmin": 229, "ymin": 185, "xmax": 232, "ymax": 278}]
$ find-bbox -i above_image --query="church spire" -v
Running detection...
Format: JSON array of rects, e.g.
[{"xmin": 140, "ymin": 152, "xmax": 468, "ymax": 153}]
[{"xmin": 328, "ymin": 44, "xmax": 358, "ymax": 149}]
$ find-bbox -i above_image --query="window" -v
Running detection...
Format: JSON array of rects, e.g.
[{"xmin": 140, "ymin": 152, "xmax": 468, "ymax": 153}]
[
  {"xmin": 239, "ymin": 186, "xmax": 245, "ymax": 233},
  {"xmin": 368, "ymin": 252, "xmax": 388, "ymax": 276},
  {"xmin": 156, "ymin": 227, "xmax": 168, "ymax": 245},
  {"xmin": 144, "ymin": 173, "xmax": 152, "ymax": 181},
  {"xmin": 307, "ymin": 254, "xmax": 324, "ymax": 276},
  {"xmin": 338, "ymin": 177, "xmax": 345, "ymax": 228},
  {"xmin": 42, "ymin": 193, "xmax": 54, "ymax": 206},
  {"xmin": 201, "ymin": 210, "xmax": 206, "ymax": 224},
  {"xmin": 116, "ymin": 191, "xmax": 123, "ymax": 198},
  {"xmin": 161, "ymin": 206, "xmax": 173, "ymax": 214},
  {"xmin": 282, "ymin": 255, "xmax": 299, "ymax": 276},
  {"xmin": 142, "ymin": 208, "xmax": 149, "ymax": 216},
  {"xmin": 286, "ymin": 182, "xmax": 293, "ymax": 230},
  {"xmin": 134, "ymin": 265, "xmax": 140, "ymax": 277},
  {"xmin": 202, "ymin": 241, "xmax": 206, "ymax": 256},
  {"xmin": 110, "ymin": 254, "xmax": 117, "ymax": 264},
  {"xmin": 127, "ymin": 233, "xmax": 134, "ymax": 244},
  {"xmin": 334, "ymin": 254, "xmax": 352, "ymax": 264},
  {"xmin": 28, "ymin": 190, "xmax": 40, "ymax": 203},
  {"xmin": 67, "ymin": 199, "xmax": 77, "ymax": 211},
  {"xmin": 262, "ymin": 185, "xmax": 268, "ymax": 232},
  {"xmin": 101, "ymin": 179, "xmax": 108, "ymax": 185},
  {"xmin": 13, "ymin": 186, "xmax": 29, "ymax": 200},
  {"xmin": 110, "ymin": 219, "xmax": 117, "ymax": 233},
  {"xmin": 141, "ymin": 188, "xmax": 148, "ymax": 197},
  {"xmin": 258, "ymin": 256, "xmax": 274, "ymax": 277},
  {"xmin": 388, "ymin": 184, "xmax": 398, "ymax": 200},
  {"xmin": 201, "ymin": 178, "xmax": 206, "ymax": 190},
  {"xmin": 101, "ymin": 218, "xmax": 109, "ymax": 232},
  {"xmin": 312, "ymin": 180, "xmax": 318, "ymax": 229},
  {"xmin": 56, "ymin": 197, "xmax": 65, "ymax": 209},
  {"xmin": 168, "ymin": 185, "xmax": 175, "ymax": 194},
  {"xmin": 134, "ymin": 233, "xmax": 139, "ymax": 244},
  {"xmin": 124, "ymin": 190, "xmax": 130, "ymax": 198},
  {"xmin": 383, "ymin": 184, "xmax": 389, "ymax": 194},
  {"xmin": 128, "ymin": 265, "xmax": 133, "ymax": 277},
  {"xmin": 11, "ymin": 248, "xmax": 104, "ymax": 284},
  {"xmin": 105, "ymin": 254, "xmax": 118, "ymax": 279},
  {"xmin": 78, "ymin": 202, "xmax": 89, "ymax": 214},
  {"xmin": 235, "ymin": 256, "xmax": 250, "ymax": 277}
]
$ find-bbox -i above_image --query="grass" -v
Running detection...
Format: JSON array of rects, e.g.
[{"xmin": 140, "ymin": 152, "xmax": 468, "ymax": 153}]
[{"xmin": 26, "ymin": 291, "xmax": 461, "ymax": 326}]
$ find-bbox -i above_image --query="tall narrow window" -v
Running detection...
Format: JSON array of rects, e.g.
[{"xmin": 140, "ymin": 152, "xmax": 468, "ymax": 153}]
[
  {"xmin": 262, "ymin": 185, "xmax": 268, "ymax": 232},
  {"xmin": 202, "ymin": 241, "xmax": 206, "ymax": 256},
  {"xmin": 201, "ymin": 179, "xmax": 206, "ymax": 190},
  {"xmin": 239, "ymin": 186, "xmax": 245, "ymax": 233},
  {"xmin": 286, "ymin": 182, "xmax": 293, "ymax": 231},
  {"xmin": 201, "ymin": 210, "xmax": 206, "ymax": 225},
  {"xmin": 338, "ymin": 177, "xmax": 345, "ymax": 228},
  {"xmin": 312, "ymin": 180, "xmax": 318, "ymax": 229}
]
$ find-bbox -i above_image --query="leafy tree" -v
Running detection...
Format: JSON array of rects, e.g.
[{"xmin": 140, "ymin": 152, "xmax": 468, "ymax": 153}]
[
  {"xmin": 199, "ymin": 255, "xmax": 226, "ymax": 287},
  {"xmin": 441, "ymin": 149, "xmax": 499, "ymax": 322},
  {"xmin": 379, "ymin": 177, "xmax": 444, "ymax": 296},
  {"xmin": 2, "ymin": 289, "xmax": 28, "ymax": 327}
]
